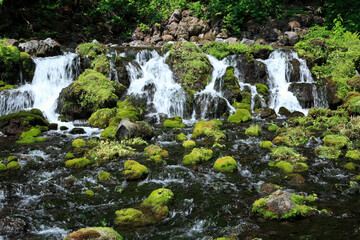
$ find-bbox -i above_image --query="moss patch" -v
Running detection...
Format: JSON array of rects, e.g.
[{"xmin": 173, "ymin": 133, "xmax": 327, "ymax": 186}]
[
  {"xmin": 183, "ymin": 140, "xmax": 196, "ymax": 148},
  {"xmin": 245, "ymin": 124, "xmax": 261, "ymax": 137},
  {"xmin": 100, "ymin": 126, "xmax": 117, "ymax": 139},
  {"xmin": 123, "ymin": 160, "xmax": 149, "ymax": 180},
  {"xmin": 65, "ymin": 158, "xmax": 91, "ymax": 169},
  {"xmin": 260, "ymin": 141, "xmax": 273, "ymax": 149},
  {"xmin": 89, "ymin": 108, "xmax": 115, "ymax": 129},
  {"xmin": 191, "ymin": 120, "xmax": 225, "ymax": 145},
  {"xmin": 227, "ymin": 109, "xmax": 251, "ymax": 123},
  {"xmin": 183, "ymin": 148, "xmax": 213, "ymax": 165},
  {"xmin": 16, "ymin": 127, "xmax": 46, "ymax": 144},
  {"xmin": 213, "ymin": 156, "xmax": 237, "ymax": 173},
  {"xmin": 315, "ymin": 146, "xmax": 342, "ymax": 159},
  {"xmin": 64, "ymin": 227, "xmax": 122, "ymax": 240},
  {"xmin": 7, "ymin": 161, "xmax": 20, "ymax": 170},
  {"xmin": 163, "ymin": 116, "xmax": 185, "ymax": 128},
  {"xmin": 98, "ymin": 171, "xmax": 111, "ymax": 181},
  {"xmin": 114, "ymin": 208, "xmax": 150, "ymax": 227},
  {"xmin": 175, "ymin": 133, "xmax": 187, "ymax": 142}
]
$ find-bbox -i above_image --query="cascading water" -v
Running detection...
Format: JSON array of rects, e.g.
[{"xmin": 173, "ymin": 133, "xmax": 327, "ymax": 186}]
[
  {"xmin": 192, "ymin": 55, "xmax": 235, "ymax": 120},
  {"xmin": 259, "ymin": 49, "xmax": 327, "ymax": 114},
  {"xmin": 126, "ymin": 50, "xmax": 186, "ymax": 119},
  {"xmin": 0, "ymin": 53, "xmax": 80, "ymax": 122}
]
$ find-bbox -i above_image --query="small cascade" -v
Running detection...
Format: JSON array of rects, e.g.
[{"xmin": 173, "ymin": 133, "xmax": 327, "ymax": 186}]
[
  {"xmin": 0, "ymin": 53, "xmax": 80, "ymax": 122},
  {"xmin": 192, "ymin": 55, "xmax": 235, "ymax": 119},
  {"xmin": 126, "ymin": 50, "xmax": 186, "ymax": 120},
  {"xmin": 259, "ymin": 49, "xmax": 327, "ymax": 114}
]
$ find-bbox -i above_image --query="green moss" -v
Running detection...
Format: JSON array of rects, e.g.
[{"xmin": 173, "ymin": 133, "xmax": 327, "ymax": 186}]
[
  {"xmin": 0, "ymin": 84, "xmax": 18, "ymax": 92},
  {"xmin": 64, "ymin": 227, "xmax": 123, "ymax": 240},
  {"xmin": 72, "ymin": 138, "xmax": 86, "ymax": 148},
  {"xmin": 183, "ymin": 148, "xmax": 213, "ymax": 165},
  {"xmin": 346, "ymin": 150, "xmax": 360, "ymax": 160},
  {"xmin": 6, "ymin": 161, "xmax": 20, "ymax": 170},
  {"xmin": 222, "ymin": 66, "xmax": 241, "ymax": 97},
  {"xmin": 85, "ymin": 190, "xmax": 95, "ymax": 196},
  {"xmin": 202, "ymin": 42, "xmax": 230, "ymax": 60},
  {"xmin": 271, "ymin": 146, "xmax": 307, "ymax": 163},
  {"xmin": 163, "ymin": 116, "xmax": 185, "ymax": 128},
  {"xmin": 260, "ymin": 141, "xmax": 273, "ymax": 149},
  {"xmin": 144, "ymin": 144, "xmax": 162, "ymax": 157},
  {"xmin": 343, "ymin": 162, "xmax": 356, "ymax": 170},
  {"xmin": 89, "ymin": 108, "xmax": 115, "ymax": 128},
  {"xmin": 213, "ymin": 156, "xmax": 237, "ymax": 173},
  {"xmin": 98, "ymin": 171, "xmax": 111, "ymax": 181},
  {"xmin": 315, "ymin": 146, "xmax": 342, "ymax": 159},
  {"xmin": 120, "ymin": 137, "xmax": 148, "ymax": 146},
  {"xmin": 76, "ymin": 42, "xmax": 107, "ymax": 60},
  {"xmin": 7, "ymin": 155, "xmax": 18, "ymax": 162},
  {"xmin": 275, "ymin": 161, "xmax": 294, "ymax": 173},
  {"xmin": 227, "ymin": 109, "xmax": 251, "ymax": 123},
  {"xmin": 294, "ymin": 162, "xmax": 309, "ymax": 172},
  {"xmin": 65, "ymin": 158, "xmax": 91, "ymax": 169},
  {"xmin": 141, "ymin": 188, "xmax": 174, "ymax": 208},
  {"xmin": 166, "ymin": 42, "xmax": 212, "ymax": 93},
  {"xmin": 91, "ymin": 54, "xmax": 110, "ymax": 76},
  {"xmin": 183, "ymin": 140, "xmax": 196, "ymax": 148},
  {"xmin": 100, "ymin": 126, "xmax": 117, "ymax": 139},
  {"xmin": 322, "ymin": 134, "xmax": 350, "ymax": 149},
  {"xmin": 16, "ymin": 127, "xmax": 46, "ymax": 144},
  {"xmin": 0, "ymin": 163, "xmax": 6, "ymax": 171},
  {"xmin": 245, "ymin": 124, "xmax": 261, "ymax": 136},
  {"xmin": 255, "ymin": 83, "xmax": 269, "ymax": 101},
  {"xmin": 65, "ymin": 152, "xmax": 74, "ymax": 160},
  {"xmin": 112, "ymin": 99, "xmax": 140, "ymax": 124},
  {"xmin": 20, "ymin": 52, "xmax": 34, "ymax": 79},
  {"xmin": 232, "ymin": 102, "xmax": 251, "ymax": 112},
  {"xmin": 191, "ymin": 120, "xmax": 225, "ymax": 143},
  {"xmin": 175, "ymin": 133, "xmax": 187, "ymax": 142},
  {"xmin": 123, "ymin": 160, "xmax": 149, "ymax": 180},
  {"xmin": 268, "ymin": 124, "xmax": 279, "ymax": 132},
  {"xmin": 114, "ymin": 208, "xmax": 150, "ymax": 227},
  {"xmin": 277, "ymin": 126, "xmax": 311, "ymax": 147}
]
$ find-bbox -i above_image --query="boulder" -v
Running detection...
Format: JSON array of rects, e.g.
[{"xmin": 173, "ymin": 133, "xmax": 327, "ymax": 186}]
[
  {"xmin": 288, "ymin": 21, "xmax": 301, "ymax": 31},
  {"xmin": 162, "ymin": 34, "xmax": 174, "ymax": 42},
  {"xmin": 265, "ymin": 190, "xmax": 296, "ymax": 216},
  {"xmin": 169, "ymin": 9, "xmax": 182, "ymax": 24},
  {"xmin": 260, "ymin": 108, "xmax": 277, "ymax": 119},
  {"xmin": 288, "ymin": 58, "xmax": 301, "ymax": 82},
  {"xmin": 278, "ymin": 107, "xmax": 291, "ymax": 117},
  {"xmin": 288, "ymin": 83, "xmax": 314, "ymax": 109},
  {"xmin": 115, "ymin": 117, "xmax": 154, "ymax": 140},
  {"xmin": 284, "ymin": 31, "xmax": 299, "ymax": 46},
  {"xmin": 19, "ymin": 38, "xmax": 61, "ymax": 57},
  {"xmin": 63, "ymin": 227, "xmax": 122, "ymax": 240},
  {"xmin": 18, "ymin": 40, "xmax": 39, "ymax": 56}
]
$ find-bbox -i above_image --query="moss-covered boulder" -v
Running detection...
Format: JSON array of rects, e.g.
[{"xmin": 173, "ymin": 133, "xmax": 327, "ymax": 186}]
[
  {"xmin": 98, "ymin": 171, "xmax": 111, "ymax": 182},
  {"xmin": 346, "ymin": 150, "xmax": 360, "ymax": 161},
  {"xmin": 183, "ymin": 148, "xmax": 213, "ymax": 165},
  {"xmin": 100, "ymin": 126, "xmax": 117, "ymax": 139},
  {"xmin": 275, "ymin": 161, "xmax": 294, "ymax": 173},
  {"xmin": 183, "ymin": 140, "xmax": 196, "ymax": 148},
  {"xmin": 115, "ymin": 118, "xmax": 154, "ymax": 140},
  {"xmin": 343, "ymin": 162, "xmax": 356, "ymax": 170},
  {"xmin": 163, "ymin": 116, "xmax": 185, "ymax": 128},
  {"xmin": 65, "ymin": 158, "xmax": 91, "ymax": 169},
  {"xmin": 191, "ymin": 120, "xmax": 225, "ymax": 144},
  {"xmin": 0, "ymin": 163, "xmax": 6, "ymax": 171},
  {"xmin": 213, "ymin": 156, "xmax": 237, "ymax": 173},
  {"xmin": 260, "ymin": 141, "xmax": 273, "ymax": 149},
  {"xmin": 16, "ymin": 127, "xmax": 46, "ymax": 144},
  {"xmin": 220, "ymin": 66, "xmax": 242, "ymax": 103},
  {"xmin": 143, "ymin": 145, "xmax": 168, "ymax": 164},
  {"xmin": 227, "ymin": 109, "xmax": 251, "ymax": 123},
  {"xmin": 268, "ymin": 124, "xmax": 279, "ymax": 132},
  {"xmin": 276, "ymin": 126, "xmax": 311, "ymax": 147},
  {"xmin": 256, "ymin": 83, "xmax": 269, "ymax": 102},
  {"xmin": 89, "ymin": 108, "xmax": 115, "ymax": 129},
  {"xmin": 175, "ymin": 133, "xmax": 187, "ymax": 142},
  {"xmin": 63, "ymin": 227, "xmax": 122, "ymax": 240},
  {"xmin": 0, "ymin": 109, "xmax": 48, "ymax": 136},
  {"xmin": 232, "ymin": 102, "xmax": 251, "ymax": 112},
  {"xmin": 245, "ymin": 124, "xmax": 261, "ymax": 136},
  {"xmin": 252, "ymin": 190, "xmax": 323, "ymax": 219},
  {"xmin": 166, "ymin": 42, "xmax": 212, "ymax": 93},
  {"xmin": 123, "ymin": 160, "xmax": 149, "ymax": 180},
  {"xmin": 322, "ymin": 134, "xmax": 350, "ymax": 149},
  {"xmin": 110, "ymin": 99, "xmax": 141, "ymax": 126},
  {"xmin": 58, "ymin": 69, "xmax": 126, "ymax": 120},
  {"xmin": 92, "ymin": 54, "xmax": 110, "ymax": 76},
  {"xmin": 72, "ymin": 138, "xmax": 86, "ymax": 148},
  {"xmin": 343, "ymin": 92, "xmax": 360, "ymax": 116},
  {"xmin": 76, "ymin": 42, "xmax": 107, "ymax": 60},
  {"xmin": 315, "ymin": 146, "xmax": 342, "ymax": 159},
  {"xmin": 270, "ymin": 146, "xmax": 307, "ymax": 173},
  {"xmin": 114, "ymin": 208, "xmax": 151, "ymax": 228},
  {"xmin": 7, "ymin": 161, "xmax": 20, "ymax": 170},
  {"xmin": 141, "ymin": 188, "xmax": 174, "ymax": 220}
]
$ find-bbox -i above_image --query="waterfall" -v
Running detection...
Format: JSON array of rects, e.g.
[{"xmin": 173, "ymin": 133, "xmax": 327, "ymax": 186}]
[
  {"xmin": 126, "ymin": 50, "xmax": 186, "ymax": 119},
  {"xmin": 0, "ymin": 53, "xmax": 80, "ymax": 122},
  {"xmin": 258, "ymin": 49, "xmax": 326, "ymax": 114}
]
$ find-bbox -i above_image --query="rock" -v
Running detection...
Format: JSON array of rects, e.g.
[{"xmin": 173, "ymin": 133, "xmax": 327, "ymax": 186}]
[
  {"xmin": 183, "ymin": 148, "xmax": 213, "ymax": 165},
  {"xmin": 166, "ymin": 22, "xmax": 180, "ymax": 37},
  {"xmin": 133, "ymin": 27, "xmax": 146, "ymax": 40},
  {"xmin": 289, "ymin": 58, "xmax": 301, "ymax": 82},
  {"xmin": 123, "ymin": 160, "xmax": 149, "ymax": 180},
  {"xmin": 169, "ymin": 9, "xmax": 182, "ymax": 24},
  {"xmin": 5, "ymin": 39, "xmax": 19, "ymax": 47},
  {"xmin": 193, "ymin": 94, "xmax": 229, "ymax": 119},
  {"xmin": 288, "ymin": 21, "xmax": 301, "ymax": 31},
  {"xmin": 278, "ymin": 107, "xmax": 291, "ymax": 117},
  {"xmin": 70, "ymin": 128, "xmax": 85, "ymax": 134},
  {"xmin": 213, "ymin": 156, "xmax": 237, "ymax": 173},
  {"xmin": 228, "ymin": 109, "xmax": 251, "ymax": 123},
  {"xmin": 114, "ymin": 208, "xmax": 151, "ymax": 227},
  {"xmin": 18, "ymin": 40, "xmax": 39, "ymax": 56},
  {"xmin": 162, "ymin": 34, "xmax": 174, "ymax": 42},
  {"xmin": 288, "ymin": 83, "xmax": 314, "ymax": 108},
  {"xmin": 290, "ymin": 111, "xmax": 305, "ymax": 118},
  {"xmin": 129, "ymin": 40, "xmax": 148, "ymax": 47},
  {"xmin": 266, "ymin": 190, "xmax": 296, "ymax": 216},
  {"xmin": 216, "ymin": 30, "xmax": 229, "ymax": 39},
  {"xmin": 191, "ymin": 119, "xmax": 225, "ymax": 143},
  {"xmin": 151, "ymin": 35, "xmax": 162, "ymax": 44},
  {"xmin": 260, "ymin": 108, "xmax": 277, "ymax": 119},
  {"xmin": 215, "ymin": 38, "xmax": 225, "ymax": 43},
  {"xmin": 48, "ymin": 123, "xmax": 58, "ymax": 130},
  {"xmin": 63, "ymin": 227, "xmax": 122, "ymax": 240},
  {"xmin": 0, "ymin": 216, "xmax": 27, "ymax": 236},
  {"xmin": 243, "ymin": 20, "xmax": 261, "ymax": 39},
  {"xmin": 225, "ymin": 37, "xmax": 238, "ymax": 44},
  {"xmin": 115, "ymin": 117, "xmax": 154, "ymax": 140},
  {"xmin": 143, "ymin": 144, "xmax": 168, "ymax": 164},
  {"xmin": 190, "ymin": 36, "xmax": 199, "ymax": 42},
  {"xmin": 183, "ymin": 140, "xmax": 196, "ymax": 148},
  {"xmin": 260, "ymin": 183, "xmax": 279, "ymax": 194},
  {"xmin": 231, "ymin": 55, "xmax": 268, "ymax": 85},
  {"xmin": 36, "ymin": 38, "xmax": 61, "ymax": 57},
  {"xmin": 259, "ymin": 19, "xmax": 288, "ymax": 42},
  {"xmin": 240, "ymin": 38, "xmax": 255, "ymax": 46},
  {"xmin": 284, "ymin": 31, "xmax": 299, "ymax": 45},
  {"xmin": 291, "ymin": 14, "xmax": 315, "ymax": 28},
  {"xmin": 182, "ymin": 10, "xmax": 193, "ymax": 18}
]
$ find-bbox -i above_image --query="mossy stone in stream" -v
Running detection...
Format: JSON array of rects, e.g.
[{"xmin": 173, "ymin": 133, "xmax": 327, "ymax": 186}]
[
  {"xmin": 294, "ymin": 162, "xmax": 309, "ymax": 172},
  {"xmin": 123, "ymin": 160, "xmax": 149, "ymax": 180},
  {"xmin": 272, "ymin": 136, "xmax": 285, "ymax": 145},
  {"xmin": 175, "ymin": 133, "xmax": 187, "ymax": 142},
  {"xmin": 7, "ymin": 161, "xmax": 20, "ymax": 170},
  {"xmin": 322, "ymin": 134, "xmax": 350, "ymax": 149},
  {"xmin": 72, "ymin": 139, "xmax": 86, "ymax": 148},
  {"xmin": 89, "ymin": 108, "xmax": 115, "ymax": 129},
  {"xmin": 213, "ymin": 156, "xmax": 237, "ymax": 173},
  {"xmin": 65, "ymin": 158, "xmax": 91, "ymax": 169},
  {"xmin": 315, "ymin": 146, "xmax": 342, "ymax": 159},
  {"xmin": 7, "ymin": 155, "xmax": 18, "ymax": 162},
  {"xmin": 114, "ymin": 208, "xmax": 150, "ymax": 227},
  {"xmin": 163, "ymin": 116, "xmax": 185, "ymax": 128},
  {"xmin": 143, "ymin": 145, "xmax": 168, "ymax": 164},
  {"xmin": 232, "ymin": 102, "xmax": 251, "ymax": 112},
  {"xmin": 276, "ymin": 126, "xmax": 311, "ymax": 147},
  {"xmin": 98, "ymin": 171, "xmax": 111, "ymax": 182},
  {"xmin": 343, "ymin": 162, "xmax": 356, "ymax": 170},
  {"xmin": 260, "ymin": 141, "xmax": 273, "ymax": 149},
  {"xmin": 245, "ymin": 124, "xmax": 261, "ymax": 136},
  {"xmin": 191, "ymin": 120, "xmax": 225, "ymax": 144},
  {"xmin": 100, "ymin": 126, "xmax": 117, "ymax": 139},
  {"xmin": 227, "ymin": 109, "xmax": 251, "ymax": 123},
  {"xmin": 141, "ymin": 188, "xmax": 174, "ymax": 220},
  {"xmin": 183, "ymin": 140, "xmax": 196, "ymax": 148},
  {"xmin": 65, "ymin": 152, "xmax": 74, "ymax": 160},
  {"xmin": 76, "ymin": 42, "xmax": 107, "ymax": 59},
  {"xmin": 92, "ymin": 54, "xmax": 110, "ymax": 76},
  {"xmin": 63, "ymin": 227, "xmax": 123, "ymax": 240},
  {"xmin": 275, "ymin": 161, "xmax": 294, "ymax": 173},
  {"xmin": 256, "ymin": 83, "xmax": 269, "ymax": 102},
  {"xmin": 268, "ymin": 124, "xmax": 279, "ymax": 132},
  {"xmin": 346, "ymin": 150, "xmax": 360, "ymax": 160},
  {"xmin": 183, "ymin": 148, "xmax": 213, "ymax": 165},
  {"xmin": 16, "ymin": 127, "xmax": 46, "ymax": 144},
  {"xmin": 85, "ymin": 190, "xmax": 95, "ymax": 196},
  {"xmin": 0, "ymin": 163, "xmax": 6, "ymax": 171}
]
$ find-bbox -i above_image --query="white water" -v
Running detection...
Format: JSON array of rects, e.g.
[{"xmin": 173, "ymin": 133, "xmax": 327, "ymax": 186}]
[
  {"xmin": 259, "ymin": 49, "xmax": 319, "ymax": 114},
  {"xmin": 192, "ymin": 55, "xmax": 235, "ymax": 119},
  {"xmin": 127, "ymin": 50, "xmax": 186, "ymax": 119},
  {"xmin": 0, "ymin": 53, "xmax": 80, "ymax": 122}
]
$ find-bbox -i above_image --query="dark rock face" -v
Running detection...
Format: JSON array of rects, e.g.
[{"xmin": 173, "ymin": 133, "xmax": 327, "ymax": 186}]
[
  {"xmin": 193, "ymin": 94, "xmax": 229, "ymax": 119},
  {"xmin": 289, "ymin": 83, "xmax": 314, "ymax": 108},
  {"xmin": 232, "ymin": 55, "xmax": 269, "ymax": 86},
  {"xmin": 266, "ymin": 190, "xmax": 296, "ymax": 216},
  {"xmin": 278, "ymin": 107, "xmax": 291, "ymax": 117},
  {"xmin": 115, "ymin": 117, "xmax": 154, "ymax": 140},
  {"xmin": 70, "ymin": 127, "xmax": 86, "ymax": 134},
  {"xmin": 260, "ymin": 108, "xmax": 277, "ymax": 119},
  {"xmin": 288, "ymin": 58, "xmax": 301, "ymax": 82},
  {"xmin": 0, "ymin": 216, "xmax": 28, "ymax": 236},
  {"xmin": 19, "ymin": 38, "xmax": 61, "ymax": 57}
]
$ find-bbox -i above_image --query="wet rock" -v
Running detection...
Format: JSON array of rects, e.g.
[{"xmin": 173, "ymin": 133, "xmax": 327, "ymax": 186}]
[
  {"xmin": 288, "ymin": 21, "xmax": 301, "ymax": 31},
  {"xmin": 70, "ymin": 128, "xmax": 85, "ymax": 134},
  {"xmin": 162, "ymin": 34, "xmax": 174, "ymax": 42},
  {"xmin": 63, "ymin": 227, "xmax": 122, "ymax": 240},
  {"xmin": 290, "ymin": 111, "xmax": 305, "ymax": 118},
  {"xmin": 241, "ymin": 38, "xmax": 255, "ymax": 46},
  {"xmin": 278, "ymin": 107, "xmax": 291, "ymax": 117},
  {"xmin": 284, "ymin": 31, "xmax": 299, "ymax": 45},
  {"xmin": 19, "ymin": 38, "xmax": 61, "ymax": 57},
  {"xmin": 133, "ymin": 27, "xmax": 146, "ymax": 40},
  {"xmin": 48, "ymin": 123, "xmax": 58, "ymax": 130},
  {"xmin": 225, "ymin": 37, "xmax": 238, "ymax": 44},
  {"xmin": 259, "ymin": 19, "xmax": 288, "ymax": 42},
  {"xmin": 169, "ymin": 9, "xmax": 182, "ymax": 24},
  {"xmin": 18, "ymin": 40, "xmax": 39, "ymax": 56},
  {"xmin": 260, "ymin": 183, "xmax": 279, "ymax": 194},
  {"xmin": 123, "ymin": 160, "xmax": 149, "ymax": 180},
  {"xmin": 291, "ymin": 14, "xmax": 315, "ymax": 28},
  {"xmin": 289, "ymin": 83, "xmax": 314, "ymax": 108},
  {"xmin": 115, "ymin": 117, "xmax": 154, "ymax": 140},
  {"xmin": 266, "ymin": 190, "xmax": 296, "ymax": 216},
  {"xmin": 289, "ymin": 58, "xmax": 301, "ymax": 82},
  {"xmin": 194, "ymin": 94, "xmax": 229, "ymax": 119},
  {"xmin": 0, "ymin": 216, "xmax": 27, "ymax": 236},
  {"xmin": 114, "ymin": 208, "xmax": 151, "ymax": 228},
  {"xmin": 260, "ymin": 108, "xmax": 277, "ymax": 119}
]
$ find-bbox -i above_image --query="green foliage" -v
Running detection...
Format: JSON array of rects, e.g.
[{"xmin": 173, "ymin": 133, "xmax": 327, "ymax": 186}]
[
  {"xmin": 175, "ymin": 133, "xmax": 187, "ymax": 142},
  {"xmin": 315, "ymin": 146, "xmax": 342, "ymax": 159},
  {"xmin": 268, "ymin": 124, "xmax": 279, "ymax": 132},
  {"xmin": 0, "ymin": 40, "xmax": 20, "ymax": 81},
  {"xmin": 191, "ymin": 119, "xmax": 225, "ymax": 145},
  {"xmin": 271, "ymin": 146, "xmax": 307, "ymax": 163},
  {"xmin": 72, "ymin": 138, "xmax": 87, "ymax": 148},
  {"xmin": 275, "ymin": 161, "xmax": 293, "ymax": 173},
  {"xmin": 323, "ymin": 2, "xmax": 360, "ymax": 32},
  {"xmin": 100, "ymin": 126, "xmax": 117, "ymax": 139},
  {"xmin": 92, "ymin": 54, "xmax": 110, "ymax": 76},
  {"xmin": 322, "ymin": 134, "xmax": 350, "ymax": 149},
  {"xmin": 276, "ymin": 126, "xmax": 311, "ymax": 147},
  {"xmin": 202, "ymin": 42, "xmax": 230, "ymax": 60}
]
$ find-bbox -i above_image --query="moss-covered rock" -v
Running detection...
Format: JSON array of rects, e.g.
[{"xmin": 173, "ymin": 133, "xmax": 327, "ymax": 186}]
[
  {"xmin": 315, "ymin": 146, "xmax": 342, "ymax": 159},
  {"xmin": 260, "ymin": 141, "xmax": 273, "ymax": 149},
  {"xmin": 213, "ymin": 156, "xmax": 237, "ymax": 173},
  {"xmin": 114, "ymin": 208, "xmax": 150, "ymax": 228},
  {"xmin": 221, "ymin": 66, "xmax": 242, "ymax": 103},
  {"xmin": 275, "ymin": 161, "xmax": 294, "ymax": 173},
  {"xmin": 276, "ymin": 126, "xmax": 311, "ymax": 147},
  {"xmin": 183, "ymin": 148, "xmax": 213, "ymax": 165},
  {"xmin": 58, "ymin": 69, "xmax": 126, "ymax": 120},
  {"xmin": 163, "ymin": 116, "xmax": 185, "ymax": 128},
  {"xmin": 72, "ymin": 138, "xmax": 87, "ymax": 148},
  {"xmin": 141, "ymin": 188, "xmax": 174, "ymax": 220},
  {"xmin": 63, "ymin": 227, "xmax": 123, "ymax": 240},
  {"xmin": 227, "ymin": 109, "xmax": 251, "ymax": 123},
  {"xmin": 343, "ymin": 92, "xmax": 360, "ymax": 116},
  {"xmin": 89, "ymin": 108, "xmax": 115, "ymax": 129},
  {"xmin": 7, "ymin": 155, "xmax": 18, "ymax": 162},
  {"xmin": 110, "ymin": 99, "xmax": 141, "ymax": 126},
  {"xmin": 175, "ymin": 133, "xmax": 187, "ymax": 142},
  {"xmin": 343, "ymin": 162, "xmax": 356, "ymax": 170},
  {"xmin": 7, "ymin": 161, "xmax": 20, "ymax": 170},
  {"xmin": 191, "ymin": 120, "xmax": 225, "ymax": 144},
  {"xmin": 245, "ymin": 124, "xmax": 261, "ymax": 136},
  {"xmin": 268, "ymin": 124, "xmax": 279, "ymax": 132},
  {"xmin": 76, "ymin": 42, "xmax": 107, "ymax": 60},
  {"xmin": 98, "ymin": 171, "xmax": 111, "ymax": 182},
  {"xmin": 0, "ymin": 163, "xmax": 6, "ymax": 171},
  {"xmin": 16, "ymin": 127, "xmax": 46, "ymax": 144},
  {"xmin": 143, "ymin": 145, "xmax": 168, "ymax": 164},
  {"xmin": 123, "ymin": 160, "xmax": 149, "ymax": 180},
  {"xmin": 85, "ymin": 190, "xmax": 95, "ymax": 196},
  {"xmin": 183, "ymin": 140, "xmax": 196, "ymax": 148},
  {"xmin": 115, "ymin": 118, "xmax": 153, "ymax": 140},
  {"xmin": 65, "ymin": 158, "xmax": 91, "ymax": 169},
  {"xmin": 166, "ymin": 42, "xmax": 212, "ymax": 93},
  {"xmin": 256, "ymin": 83, "xmax": 269, "ymax": 102},
  {"xmin": 232, "ymin": 102, "xmax": 251, "ymax": 112},
  {"xmin": 271, "ymin": 146, "xmax": 307, "ymax": 163},
  {"xmin": 92, "ymin": 54, "xmax": 110, "ymax": 76},
  {"xmin": 322, "ymin": 134, "xmax": 350, "ymax": 149},
  {"xmin": 346, "ymin": 150, "xmax": 360, "ymax": 160},
  {"xmin": 100, "ymin": 126, "xmax": 117, "ymax": 139}
]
